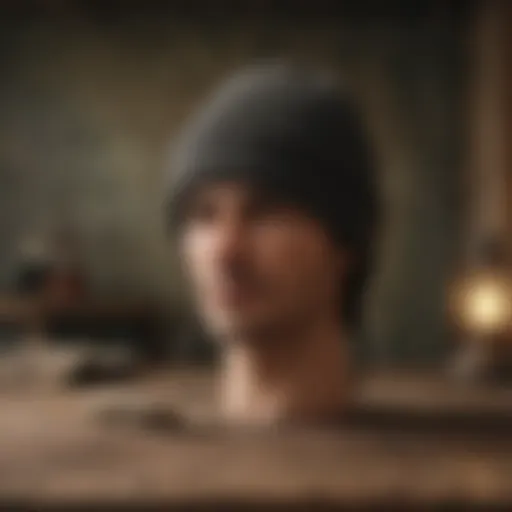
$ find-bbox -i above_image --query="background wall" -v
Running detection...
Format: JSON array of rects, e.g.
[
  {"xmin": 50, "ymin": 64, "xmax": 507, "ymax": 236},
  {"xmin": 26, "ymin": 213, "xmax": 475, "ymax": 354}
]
[{"xmin": 0, "ymin": 2, "xmax": 471, "ymax": 362}]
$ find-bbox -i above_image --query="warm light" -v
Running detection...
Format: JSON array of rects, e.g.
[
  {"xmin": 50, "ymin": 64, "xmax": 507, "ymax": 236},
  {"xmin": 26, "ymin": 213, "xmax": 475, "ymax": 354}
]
[{"xmin": 451, "ymin": 272, "xmax": 512, "ymax": 334}]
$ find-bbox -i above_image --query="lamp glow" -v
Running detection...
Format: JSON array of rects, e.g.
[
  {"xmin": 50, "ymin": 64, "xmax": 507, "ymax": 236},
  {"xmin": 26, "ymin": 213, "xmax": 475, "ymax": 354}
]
[{"xmin": 452, "ymin": 272, "xmax": 512, "ymax": 334}]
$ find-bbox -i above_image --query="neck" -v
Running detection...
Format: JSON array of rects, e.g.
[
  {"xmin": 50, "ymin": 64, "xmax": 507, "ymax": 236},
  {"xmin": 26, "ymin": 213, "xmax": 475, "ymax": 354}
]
[{"xmin": 218, "ymin": 319, "xmax": 352, "ymax": 425}]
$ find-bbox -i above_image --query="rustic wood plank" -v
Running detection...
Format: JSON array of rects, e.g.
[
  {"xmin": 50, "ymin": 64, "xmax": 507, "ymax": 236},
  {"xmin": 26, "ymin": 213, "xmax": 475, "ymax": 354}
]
[{"xmin": 0, "ymin": 370, "xmax": 510, "ymax": 507}]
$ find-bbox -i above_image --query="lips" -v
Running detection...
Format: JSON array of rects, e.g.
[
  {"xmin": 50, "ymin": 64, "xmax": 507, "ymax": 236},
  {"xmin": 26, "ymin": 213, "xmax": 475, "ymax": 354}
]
[{"xmin": 212, "ymin": 282, "xmax": 257, "ymax": 309}]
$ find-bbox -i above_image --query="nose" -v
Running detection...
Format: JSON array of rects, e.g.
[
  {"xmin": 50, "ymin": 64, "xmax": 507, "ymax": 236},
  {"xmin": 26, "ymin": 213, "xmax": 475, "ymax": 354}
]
[{"xmin": 211, "ymin": 215, "xmax": 248, "ymax": 268}]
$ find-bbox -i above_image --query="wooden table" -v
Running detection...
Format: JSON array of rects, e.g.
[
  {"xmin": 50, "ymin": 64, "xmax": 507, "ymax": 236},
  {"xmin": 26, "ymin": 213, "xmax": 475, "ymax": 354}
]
[{"xmin": 0, "ymin": 370, "xmax": 511, "ymax": 509}]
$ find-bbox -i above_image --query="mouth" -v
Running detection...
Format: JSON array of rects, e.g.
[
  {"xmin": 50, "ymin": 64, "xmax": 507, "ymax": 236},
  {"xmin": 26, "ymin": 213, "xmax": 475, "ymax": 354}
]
[{"xmin": 213, "ymin": 282, "xmax": 259, "ymax": 309}]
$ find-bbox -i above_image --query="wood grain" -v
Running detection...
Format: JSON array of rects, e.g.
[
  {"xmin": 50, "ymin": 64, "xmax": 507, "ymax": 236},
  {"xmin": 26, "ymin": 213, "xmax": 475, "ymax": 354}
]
[{"xmin": 0, "ymin": 370, "xmax": 510, "ymax": 507}]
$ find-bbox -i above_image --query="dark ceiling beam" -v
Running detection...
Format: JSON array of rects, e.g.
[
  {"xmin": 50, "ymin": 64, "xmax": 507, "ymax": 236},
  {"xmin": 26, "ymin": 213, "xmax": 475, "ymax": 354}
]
[{"xmin": 0, "ymin": 0, "xmax": 478, "ymax": 25}]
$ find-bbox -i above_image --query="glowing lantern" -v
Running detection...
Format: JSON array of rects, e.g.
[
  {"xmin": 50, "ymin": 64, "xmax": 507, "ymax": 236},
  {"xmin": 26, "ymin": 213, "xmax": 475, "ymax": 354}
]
[{"xmin": 450, "ymin": 270, "xmax": 512, "ymax": 335}]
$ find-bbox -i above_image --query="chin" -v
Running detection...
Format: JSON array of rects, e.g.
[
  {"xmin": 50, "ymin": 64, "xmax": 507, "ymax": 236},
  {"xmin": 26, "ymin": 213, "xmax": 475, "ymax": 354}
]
[{"xmin": 207, "ymin": 313, "xmax": 275, "ymax": 343}]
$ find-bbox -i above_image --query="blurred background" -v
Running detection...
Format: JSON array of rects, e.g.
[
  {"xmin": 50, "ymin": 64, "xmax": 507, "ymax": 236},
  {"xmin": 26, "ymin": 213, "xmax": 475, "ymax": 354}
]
[
  {"xmin": 0, "ymin": 0, "xmax": 473, "ymax": 363},
  {"xmin": 0, "ymin": 0, "xmax": 511, "ymax": 506}
]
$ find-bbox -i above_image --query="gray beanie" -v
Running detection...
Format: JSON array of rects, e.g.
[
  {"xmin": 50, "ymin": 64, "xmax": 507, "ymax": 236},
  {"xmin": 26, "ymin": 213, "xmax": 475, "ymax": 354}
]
[{"xmin": 166, "ymin": 63, "xmax": 378, "ymax": 329}]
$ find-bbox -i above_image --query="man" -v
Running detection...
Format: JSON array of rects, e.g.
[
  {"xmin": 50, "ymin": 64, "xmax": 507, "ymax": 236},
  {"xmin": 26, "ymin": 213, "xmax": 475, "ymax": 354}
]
[{"xmin": 167, "ymin": 63, "xmax": 378, "ymax": 425}]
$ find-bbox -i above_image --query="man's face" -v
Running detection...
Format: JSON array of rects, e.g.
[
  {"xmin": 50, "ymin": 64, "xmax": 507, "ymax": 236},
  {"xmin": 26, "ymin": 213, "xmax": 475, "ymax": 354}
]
[{"xmin": 179, "ymin": 182, "xmax": 347, "ymax": 341}]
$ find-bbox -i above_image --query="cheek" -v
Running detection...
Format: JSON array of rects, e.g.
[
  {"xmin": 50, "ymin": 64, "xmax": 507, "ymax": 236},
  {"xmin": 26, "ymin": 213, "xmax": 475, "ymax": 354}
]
[
  {"xmin": 180, "ymin": 230, "xmax": 214, "ymax": 285},
  {"xmin": 253, "ymin": 222, "xmax": 340, "ymax": 292}
]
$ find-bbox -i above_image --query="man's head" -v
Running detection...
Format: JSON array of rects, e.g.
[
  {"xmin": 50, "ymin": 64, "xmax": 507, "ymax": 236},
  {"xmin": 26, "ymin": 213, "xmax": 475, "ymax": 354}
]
[{"xmin": 167, "ymin": 64, "xmax": 378, "ymax": 343}]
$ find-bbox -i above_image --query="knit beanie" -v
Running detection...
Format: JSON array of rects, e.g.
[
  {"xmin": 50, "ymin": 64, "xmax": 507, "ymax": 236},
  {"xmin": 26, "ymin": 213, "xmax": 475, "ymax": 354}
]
[{"xmin": 166, "ymin": 63, "xmax": 378, "ymax": 329}]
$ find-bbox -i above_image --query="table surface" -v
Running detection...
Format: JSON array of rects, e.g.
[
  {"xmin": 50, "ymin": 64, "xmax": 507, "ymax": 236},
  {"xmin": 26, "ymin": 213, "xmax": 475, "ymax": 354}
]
[{"xmin": 0, "ymin": 368, "xmax": 511, "ymax": 507}]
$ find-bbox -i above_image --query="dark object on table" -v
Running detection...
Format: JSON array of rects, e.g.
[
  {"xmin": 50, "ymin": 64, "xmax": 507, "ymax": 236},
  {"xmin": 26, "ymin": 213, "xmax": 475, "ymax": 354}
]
[
  {"xmin": 47, "ymin": 304, "xmax": 168, "ymax": 365},
  {"xmin": 15, "ymin": 262, "xmax": 52, "ymax": 295},
  {"xmin": 98, "ymin": 402, "xmax": 186, "ymax": 433},
  {"xmin": 66, "ymin": 346, "xmax": 139, "ymax": 388}
]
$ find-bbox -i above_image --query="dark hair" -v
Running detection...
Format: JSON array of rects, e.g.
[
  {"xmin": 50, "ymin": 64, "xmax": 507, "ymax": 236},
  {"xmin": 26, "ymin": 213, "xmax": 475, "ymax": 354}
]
[{"xmin": 339, "ymin": 177, "xmax": 379, "ymax": 331}]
